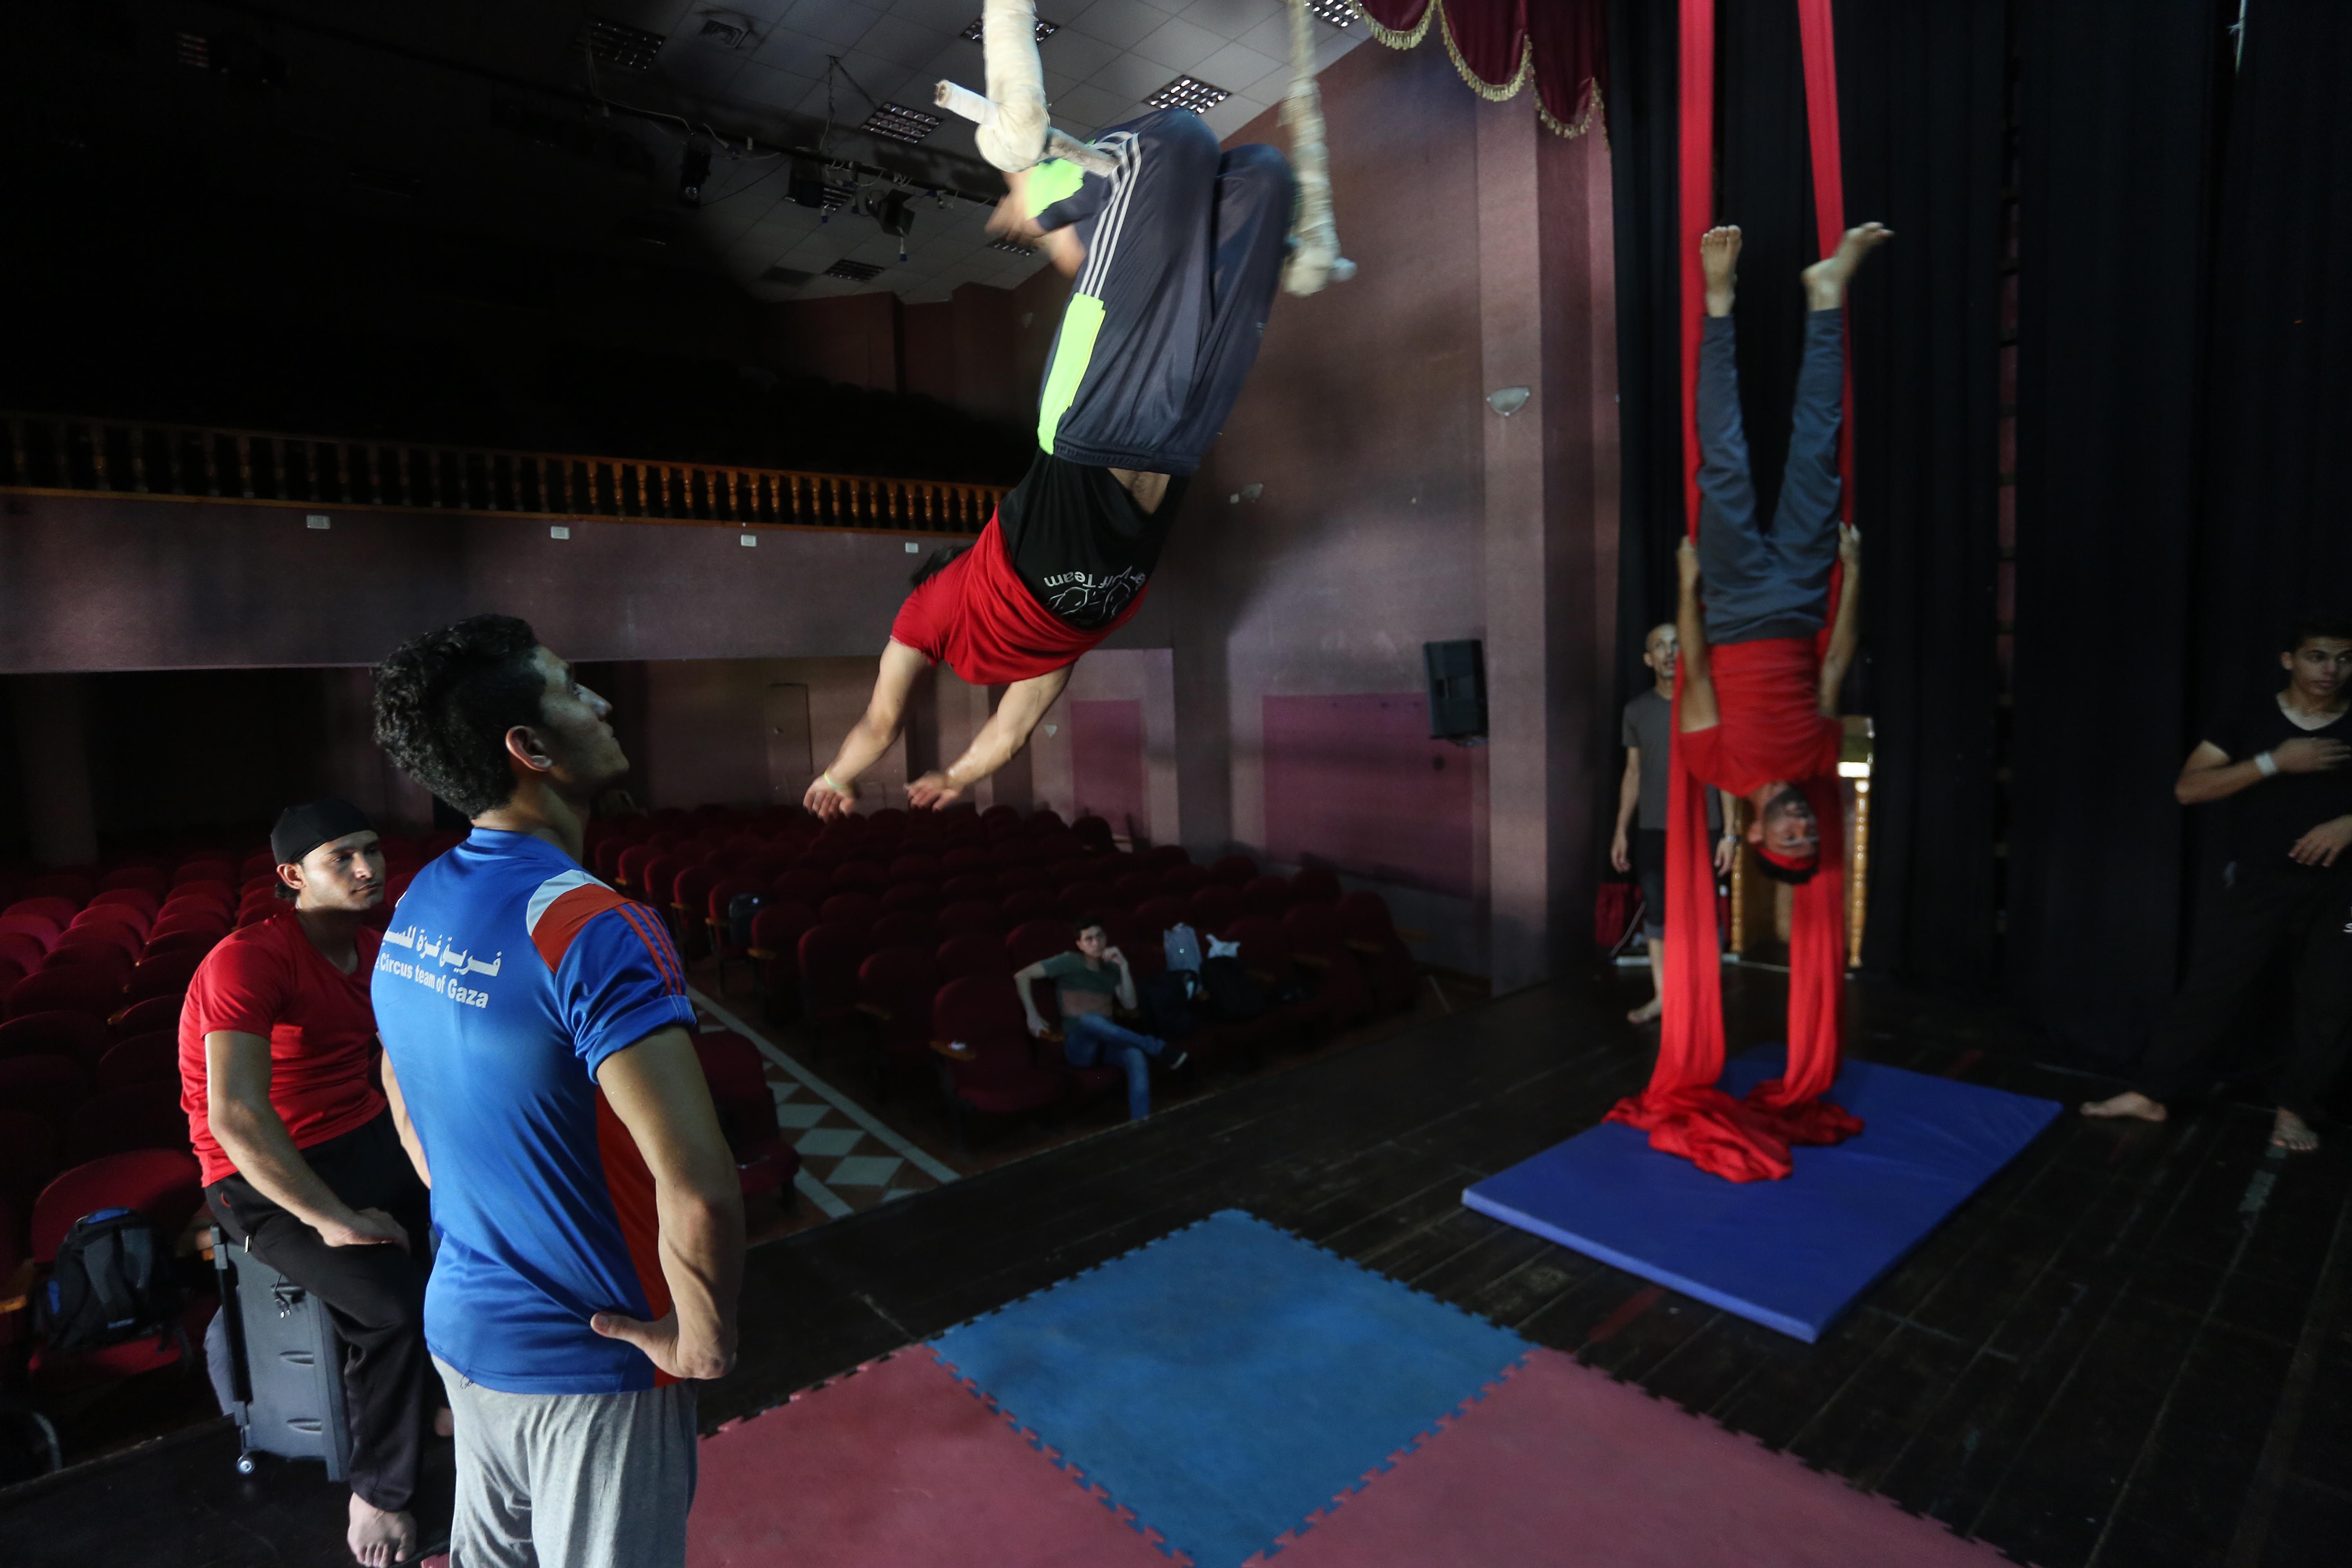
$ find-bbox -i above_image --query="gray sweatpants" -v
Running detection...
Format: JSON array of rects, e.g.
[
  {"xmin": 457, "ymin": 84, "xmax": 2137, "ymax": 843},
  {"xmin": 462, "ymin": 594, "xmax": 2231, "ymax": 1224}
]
[{"xmin": 435, "ymin": 1356, "xmax": 698, "ymax": 1568}]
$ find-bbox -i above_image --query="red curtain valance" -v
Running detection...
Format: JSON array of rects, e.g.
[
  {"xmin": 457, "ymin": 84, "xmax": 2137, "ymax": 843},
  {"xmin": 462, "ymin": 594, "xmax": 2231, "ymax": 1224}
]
[{"xmin": 1353, "ymin": 0, "xmax": 1606, "ymax": 138}]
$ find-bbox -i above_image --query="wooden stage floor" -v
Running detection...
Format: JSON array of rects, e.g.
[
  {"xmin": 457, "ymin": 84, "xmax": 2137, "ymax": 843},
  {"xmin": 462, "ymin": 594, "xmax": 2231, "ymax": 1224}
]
[{"xmin": 2, "ymin": 967, "xmax": 2344, "ymax": 1568}]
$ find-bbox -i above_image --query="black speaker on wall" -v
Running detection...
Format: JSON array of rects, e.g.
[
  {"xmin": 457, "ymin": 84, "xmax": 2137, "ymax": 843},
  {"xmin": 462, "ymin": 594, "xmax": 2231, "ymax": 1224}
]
[{"xmin": 1424, "ymin": 639, "xmax": 1487, "ymax": 741}]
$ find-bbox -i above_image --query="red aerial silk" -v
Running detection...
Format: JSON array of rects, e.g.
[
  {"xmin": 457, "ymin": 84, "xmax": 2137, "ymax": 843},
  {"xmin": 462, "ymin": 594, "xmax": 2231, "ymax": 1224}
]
[{"xmin": 1604, "ymin": 0, "xmax": 1862, "ymax": 1182}]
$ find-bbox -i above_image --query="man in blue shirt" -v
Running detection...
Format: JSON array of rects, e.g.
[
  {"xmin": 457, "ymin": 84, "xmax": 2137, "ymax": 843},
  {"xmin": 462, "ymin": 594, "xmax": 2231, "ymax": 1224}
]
[{"xmin": 370, "ymin": 614, "xmax": 743, "ymax": 1568}]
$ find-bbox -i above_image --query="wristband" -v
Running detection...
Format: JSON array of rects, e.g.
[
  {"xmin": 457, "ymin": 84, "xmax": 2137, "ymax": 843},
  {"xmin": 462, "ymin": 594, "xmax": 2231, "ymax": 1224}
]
[
  {"xmin": 2254, "ymin": 751, "xmax": 2279, "ymax": 779},
  {"xmin": 821, "ymin": 770, "xmax": 849, "ymax": 794}
]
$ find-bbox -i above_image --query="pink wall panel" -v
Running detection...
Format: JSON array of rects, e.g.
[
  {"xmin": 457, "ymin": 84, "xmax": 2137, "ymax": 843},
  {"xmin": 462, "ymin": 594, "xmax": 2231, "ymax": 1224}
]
[
  {"xmin": 1069, "ymin": 699, "xmax": 1147, "ymax": 840},
  {"xmin": 1261, "ymin": 694, "xmax": 1475, "ymax": 898}
]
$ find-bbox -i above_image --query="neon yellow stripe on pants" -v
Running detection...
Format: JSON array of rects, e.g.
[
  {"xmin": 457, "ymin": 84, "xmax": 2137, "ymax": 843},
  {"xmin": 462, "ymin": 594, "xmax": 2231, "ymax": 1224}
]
[{"xmin": 1036, "ymin": 292, "xmax": 1104, "ymax": 454}]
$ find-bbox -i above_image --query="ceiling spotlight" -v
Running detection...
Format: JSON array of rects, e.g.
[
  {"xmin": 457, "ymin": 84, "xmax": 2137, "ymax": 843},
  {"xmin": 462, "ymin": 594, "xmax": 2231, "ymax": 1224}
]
[
  {"xmin": 962, "ymin": 16, "xmax": 1059, "ymax": 42},
  {"xmin": 678, "ymin": 140, "xmax": 711, "ymax": 207},
  {"xmin": 1305, "ymin": 0, "xmax": 1355, "ymax": 25},
  {"xmin": 861, "ymin": 102, "xmax": 942, "ymax": 145}
]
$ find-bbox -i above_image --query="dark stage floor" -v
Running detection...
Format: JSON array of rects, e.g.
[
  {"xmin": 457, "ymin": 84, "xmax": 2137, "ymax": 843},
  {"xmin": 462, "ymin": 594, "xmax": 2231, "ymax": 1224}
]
[{"xmin": 3, "ymin": 966, "xmax": 2345, "ymax": 1568}]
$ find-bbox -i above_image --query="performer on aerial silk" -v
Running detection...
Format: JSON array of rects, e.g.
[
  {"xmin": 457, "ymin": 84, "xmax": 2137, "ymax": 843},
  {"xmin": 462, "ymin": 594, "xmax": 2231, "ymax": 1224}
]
[
  {"xmin": 806, "ymin": 0, "xmax": 1350, "ymax": 817},
  {"xmin": 1606, "ymin": 0, "xmax": 1887, "ymax": 1182}
]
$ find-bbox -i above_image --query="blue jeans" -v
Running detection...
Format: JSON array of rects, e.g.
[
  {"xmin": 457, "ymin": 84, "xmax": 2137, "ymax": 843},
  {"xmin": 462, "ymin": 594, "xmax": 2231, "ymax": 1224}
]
[
  {"xmin": 1696, "ymin": 309, "xmax": 1846, "ymax": 645},
  {"xmin": 1062, "ymin": 1013, "xmax": 1169, "ymax": 1120}
]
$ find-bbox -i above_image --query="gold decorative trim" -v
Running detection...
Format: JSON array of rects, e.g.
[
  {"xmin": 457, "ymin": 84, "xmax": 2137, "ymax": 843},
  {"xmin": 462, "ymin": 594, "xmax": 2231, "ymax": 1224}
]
[
  {"xmin": 1350, "ymin": 0, "xmax": 1436, "ymax": 50},
  {"xmin": 1352, "ymin": 1, "xmax": 1606, "ymax": 141}
]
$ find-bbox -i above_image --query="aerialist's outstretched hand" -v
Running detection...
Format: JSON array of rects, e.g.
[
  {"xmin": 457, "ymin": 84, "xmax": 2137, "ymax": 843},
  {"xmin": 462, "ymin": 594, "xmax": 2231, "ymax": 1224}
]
[
  {"xmin": 1677, "ymin": 536, "xmax": 1701, "ymax": 589},
  {"xmin": 803, "ymin": 775, "xmax": 856, "ymax": 819},
  {"xmin": 908, "ymin": 771, "xmax": 965, "ymax": 811},
  {"xmin": 1838, "ymin": 522, "xmax": 1861, "ymax": 569}
]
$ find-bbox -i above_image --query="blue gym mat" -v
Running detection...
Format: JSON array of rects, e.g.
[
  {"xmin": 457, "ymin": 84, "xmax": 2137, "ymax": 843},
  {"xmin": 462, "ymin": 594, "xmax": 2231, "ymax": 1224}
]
[
  {"xmin": 928, "ymin": 1209, "xmax": 1527, "ymax": 1568},
  {"xmin": 1463, "ymin": 1047, "xmax": 2062, "ymax": 1342}
]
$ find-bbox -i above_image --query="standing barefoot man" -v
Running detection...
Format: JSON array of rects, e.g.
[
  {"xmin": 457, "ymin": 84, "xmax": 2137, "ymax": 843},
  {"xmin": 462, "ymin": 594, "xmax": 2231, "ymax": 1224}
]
[
  {"xmin": 806, "ymin": 0, "xmax": 1294, "ymax": 818},
  {"xmin": 1673, "ymin": 223, "xmax": 1891, "ymax": 881},
  {"xmin": 2082, "ymin": 617, "xmax": 2352, "ymax": 1152}
]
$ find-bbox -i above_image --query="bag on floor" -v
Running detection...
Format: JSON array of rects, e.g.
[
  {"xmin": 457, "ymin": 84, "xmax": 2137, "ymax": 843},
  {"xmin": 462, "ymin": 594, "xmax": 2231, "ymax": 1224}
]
[
  {"xmin": 1163, "ymin": 922, "xmax": 1204, "ymax": 975},
  {"xmin": 1199, "ymin": 956, "xmax": 1268, "ymax": 1024},
  {"xmin": 37, "ymin": 1207, "xmax": 187, "ymax": 1353}
]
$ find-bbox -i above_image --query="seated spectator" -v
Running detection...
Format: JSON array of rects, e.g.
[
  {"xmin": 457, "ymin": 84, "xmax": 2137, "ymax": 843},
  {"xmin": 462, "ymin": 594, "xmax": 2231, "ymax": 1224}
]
[
  {"xmin": 1016, "ymin": 915, "xmax": 1187, "ymax": 1120},
  {"xmin": 178, "ymin": 799, "xmax": 437, "ymax": 1568}
]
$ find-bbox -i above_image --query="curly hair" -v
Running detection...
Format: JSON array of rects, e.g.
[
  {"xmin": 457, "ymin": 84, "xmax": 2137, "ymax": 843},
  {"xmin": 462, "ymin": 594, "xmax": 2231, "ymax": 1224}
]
[{"xmin": 372, "ymin": 615, "xmax": 547, "ymax": 818}]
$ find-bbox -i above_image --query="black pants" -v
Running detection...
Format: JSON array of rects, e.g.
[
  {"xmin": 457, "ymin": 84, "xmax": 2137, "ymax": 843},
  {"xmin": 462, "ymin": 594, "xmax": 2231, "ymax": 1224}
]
[
  {"xmin": 206, "ymin": 1112, "xmax": 434, "ymax": 1513},
  {"xmin": 2135, "ymin": 864, "xmax": 2352, "ymax": 1121}
]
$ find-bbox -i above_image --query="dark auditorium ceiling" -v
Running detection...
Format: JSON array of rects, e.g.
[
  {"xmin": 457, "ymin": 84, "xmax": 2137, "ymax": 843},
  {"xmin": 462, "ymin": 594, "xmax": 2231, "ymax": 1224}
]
[{"xmin": 2, "ymin": 0, "xmax": 1364, "ymax": 305}]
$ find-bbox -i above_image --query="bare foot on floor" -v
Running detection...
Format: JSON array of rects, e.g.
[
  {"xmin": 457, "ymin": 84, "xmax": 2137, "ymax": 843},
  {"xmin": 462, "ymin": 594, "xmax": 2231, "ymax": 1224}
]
[
  {"xmin": 348, "ymin": 1493, "xmax": 418, "ymax": 1568},
  {"xmin": 1701, "ymin": 225, "xmax": 1742, "ymax": 317},
  {"xmin": 2081, "ymin": 1090, "xmax": 2167, "ymax": 1125},
  {"xmin": 1627, "ymin": 996, "xmax": 1664, "ymax": 1024},
  {"xmin": 1802, "ymin": 222, "xmax": 1893, "ymax": 310},
  {"xmin": 2272, "ymin": 1107, "xmax": 2321, "ymax": 1154}
]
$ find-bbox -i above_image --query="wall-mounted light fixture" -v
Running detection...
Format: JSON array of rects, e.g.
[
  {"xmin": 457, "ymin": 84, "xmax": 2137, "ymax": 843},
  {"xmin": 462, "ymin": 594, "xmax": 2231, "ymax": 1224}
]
[{"xmin": 1486, "ymin": 385, "xmax": 1531, "ymax": 417}]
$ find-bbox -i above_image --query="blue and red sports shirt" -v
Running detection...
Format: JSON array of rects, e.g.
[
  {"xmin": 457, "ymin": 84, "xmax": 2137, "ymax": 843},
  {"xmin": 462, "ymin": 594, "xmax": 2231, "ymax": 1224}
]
[{"xmin": 371, "ymin": 829, "xmax": 697, "ymax": 1394}]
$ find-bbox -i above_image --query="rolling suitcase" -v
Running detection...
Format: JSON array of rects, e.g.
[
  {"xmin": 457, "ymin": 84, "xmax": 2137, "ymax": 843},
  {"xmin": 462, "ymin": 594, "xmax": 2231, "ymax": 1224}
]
[{"xmin": 211, "ymin": 1229, "xmax": 351, "ymax": 1481}]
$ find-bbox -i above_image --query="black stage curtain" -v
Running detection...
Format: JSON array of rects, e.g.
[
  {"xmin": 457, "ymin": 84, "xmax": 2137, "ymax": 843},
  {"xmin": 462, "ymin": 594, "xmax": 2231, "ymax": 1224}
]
[
  {"xmin": 1605, "ymin": 0, "xmax": 2009, "ymax": 991},
  {"xmin": 1836, "ymin": 1, "xmax": 2008, "ymax": 992},
  {"xmin": 2192, "ymin": 4, "xmax": 2352, "ymax": 751},
  {"xmin": 1606, "ymin": 0, "xmax": 1686, "ymax": 706},
  {"xmin": 2007, "ymin": 1, "xmax": 2229, "ymax": 1060}
]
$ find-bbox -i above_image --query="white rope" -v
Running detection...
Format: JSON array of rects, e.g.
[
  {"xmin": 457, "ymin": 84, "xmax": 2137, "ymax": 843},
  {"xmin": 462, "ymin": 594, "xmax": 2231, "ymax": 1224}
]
[{"xmin": 1280, "ymin": 0, "xmax": 1354, "ymax": 296}]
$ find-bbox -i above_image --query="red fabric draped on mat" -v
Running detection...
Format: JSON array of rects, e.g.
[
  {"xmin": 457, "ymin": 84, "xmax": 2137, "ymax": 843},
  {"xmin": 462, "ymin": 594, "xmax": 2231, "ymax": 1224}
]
[
  {"xmin": 1356, "ymin": 1, "xmax": 1607, "ymax": 138},
  {"xmin": 1605, "ymin": 0, "xmax": 1862, "ymax": 1182}
]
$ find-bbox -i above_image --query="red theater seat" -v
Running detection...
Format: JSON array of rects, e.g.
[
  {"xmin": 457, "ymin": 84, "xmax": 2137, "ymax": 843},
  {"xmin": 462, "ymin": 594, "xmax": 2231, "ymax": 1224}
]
[
  {"xmin": 0, "ymin": 1054, "xmax": 88, "ymax": 1127},
  {"xmin": 28, "ymin": 1149, "xmax": 212, "ymax": 1391},
  {"xmin": 1290, "ymin": 867, "xmax": 1343, "ymax": 905},
  {"xmin": 61, "ymin": 921, "xmax": 142, "ymax": 964},
  {"xmin": 937, "ymin": 900, "xmax": 1006, "ymax": 940},
  {"xmin": 8, "ymin": 967, "xmax": 121, "ymax": 1022},
  {"xmin": 1209, "ymin": 854, "xmax": 1259, "ymax": 887},
  {"xmin": 109, "ymin": 995, "xmax": 184, "ymax": 1044},
  {"xmin": 90, "ymin": 886, "xmax": 162, "ymax": 918},
  {"xmin": 96, "ymin": 1033, "xmax": 180, "ymax": 1093},
  {"xmin": 1001, "ymin": 888, "xmax": 1056, "ymax": 924},
  {"xmin": 1070, "ymin": 815, "xmax": 1116, "ymax": 851},
  {"xmin": 931, "ymin": 977, "xmax": 1063, "ymax": 1145},
  {"xmin": 1187, "ymin": 885, "xmax": 1242, "ymax": 938},
  {"xmin": 935, "ymin": 933, "xmax": 1011, "ymax": 984},
  {"xmin": 1240, "ymin": 877, "xmax": 1296, "ymax": 918},
  {"xmin": 796, "ymin": 924, "xmax": 871, "ymax": 1027},
  {"xmin": 830, "ymin": 860, "xmax": 889, "ymax": 893},
  {"xmin": 63, "ymin": 1083, "xmax": 192, "ymax": 1165},
  {"xmin": 1226, "ymin": 916, "xmax": 1324, "ymax": 1035},
  {"xmin": 0, "ymin": 931, "xmax": 43, "ymax": 971},
  {"xmin": 8, "ymin": 898, "xmax": 79, "ymax": 930},
  {"xmin": 124, "ymin": 953, "xmax": 203, "ymax": 1007},
  {"xmin": 0, "ymin": 1011, "xmax": 111, "ymax": 1074},
  {"xmin": 0, "ymin": 1111, "xmax": 60, "ymax": 1246},
  {"xmin": 1132, "ymin": 897, "xmax": 1189, "ymax": 937},
  {"xmin": 817, "ymin": 892, "xmax": 882, "ymax": 940},
  {"xmin": 870, "ymin": 911, "xmax": 940, "ymax": 952},
  {"xmin": 1338, "ymin": 892, "xmax": 1419, "ymax": 1011},
  {"xmin": 879, "ymin": 882, "xmax": 940, "ymax": 915},
  {"xmin": 98, "ymin": 868, "xmax": 168, "ymax": 899},
  {"xmin": 856, "ymin": 947, "xmax": 940, "ymax": 1085},
  {"xmin": 1159, "ymin": 864, "xmax": 1212, "ymax": 898},
  {"xmin": 1284, "ymin": 904, "xmax": 1372, "ymax": 1029}
]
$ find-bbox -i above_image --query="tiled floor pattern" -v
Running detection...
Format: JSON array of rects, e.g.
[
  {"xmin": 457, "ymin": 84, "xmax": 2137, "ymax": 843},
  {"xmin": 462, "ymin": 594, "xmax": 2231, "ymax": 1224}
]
[{"xmin": 688, "ymin": 985, "xmax": 959, "ymax": 1221}]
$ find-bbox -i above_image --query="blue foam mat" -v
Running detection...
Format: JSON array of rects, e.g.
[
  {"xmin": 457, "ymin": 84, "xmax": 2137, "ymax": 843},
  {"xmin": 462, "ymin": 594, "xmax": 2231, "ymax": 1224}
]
[
  {"xmin": 1463, "ymin": 1048, "xmax": 2062, "ymax": 1342},
  {"xmin": 928, "ymin": 1209, "xmax": 1527, "ymax": 1568}
]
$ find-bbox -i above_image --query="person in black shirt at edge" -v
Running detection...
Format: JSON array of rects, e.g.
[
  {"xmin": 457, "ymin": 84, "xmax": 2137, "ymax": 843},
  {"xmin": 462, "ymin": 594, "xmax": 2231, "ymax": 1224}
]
[{"xmin": 2083, "ymin": 615, "xmax": 2352, "ymax": 1152}]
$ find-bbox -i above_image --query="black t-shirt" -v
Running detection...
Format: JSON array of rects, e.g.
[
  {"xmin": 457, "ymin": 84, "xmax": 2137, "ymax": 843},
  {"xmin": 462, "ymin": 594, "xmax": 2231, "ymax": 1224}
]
[
  {"xmin": 1000, "ymin": 450, "xmax": 1187, "ymax": 631},
  {"xmin": 2206, "ymin": 694, "xmax": 2352, "ymax": 866}
]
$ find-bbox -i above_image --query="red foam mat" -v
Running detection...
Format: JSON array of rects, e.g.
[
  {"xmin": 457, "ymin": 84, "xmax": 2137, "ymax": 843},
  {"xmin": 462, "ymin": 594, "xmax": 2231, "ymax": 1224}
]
[
  {"xmin": 686, "ymin": 1350, "xmax": 1179, "ymax": 1567},
  {"xmin": 1245, "ymin": 1347, "xmax": 2016, "ymax": 1568}
]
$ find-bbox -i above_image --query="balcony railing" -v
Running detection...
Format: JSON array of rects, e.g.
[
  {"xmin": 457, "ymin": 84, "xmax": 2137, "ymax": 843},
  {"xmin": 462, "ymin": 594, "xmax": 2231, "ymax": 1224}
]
[{"xmin": 0, "ymin": 412, "xmax": 1005, "ymax": 534}]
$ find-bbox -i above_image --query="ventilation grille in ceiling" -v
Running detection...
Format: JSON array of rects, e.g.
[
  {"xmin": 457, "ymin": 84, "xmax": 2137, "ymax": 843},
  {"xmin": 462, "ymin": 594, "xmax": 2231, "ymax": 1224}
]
[
  {"xmin": 824, "ymin": 258, "xmax": 885, "ymax": 282},
  {"xmin": 1305, "ymin": 0, "xmax": 1355, "ymax": 26},
  {"xmin": 581, "ymin": 18, "xmax": 665, "ymax": 71},
  {"xmin": 1144, "ymin": 75, "xmax": 1230, "ymax": 114},
  {"xmin": 861, "ymin": 102, "xmax": 942, "ymax": 145}
]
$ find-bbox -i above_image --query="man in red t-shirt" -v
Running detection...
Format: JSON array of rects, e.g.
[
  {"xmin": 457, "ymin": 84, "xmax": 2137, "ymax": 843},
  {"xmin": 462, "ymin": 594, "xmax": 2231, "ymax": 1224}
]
[
  {"xmin": 1676, "ymin": 222, "xmax": 1886, "ymax": 877},
  {"xmin": 179, "ymin": 799, "xmax": 432, "ymax": 1568},
  {"xmin": 806, "ymin": 32, "xmax": 1295, "ymax": 818}
]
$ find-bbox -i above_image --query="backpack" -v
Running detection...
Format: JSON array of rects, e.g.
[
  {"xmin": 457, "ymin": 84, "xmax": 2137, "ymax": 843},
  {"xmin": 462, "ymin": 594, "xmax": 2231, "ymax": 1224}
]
[
  {"xmin": 726, "ymin": 891, "xmax": 768, "ymax": 949},
  {"xmin": 1163, "ymin": 922, "xmax": 1204, "ymax": 975},
  {"xmin": 1198, "ymin": 956, "xmax": 1268, "ymax": 1023},
  {"xmin": 1136, "ymin": 969, "xmax": 1207, "ymax": 1040},
  {"xmin": 37, "ymin": 1207, "xmax": 187, "ymax": 1354}
]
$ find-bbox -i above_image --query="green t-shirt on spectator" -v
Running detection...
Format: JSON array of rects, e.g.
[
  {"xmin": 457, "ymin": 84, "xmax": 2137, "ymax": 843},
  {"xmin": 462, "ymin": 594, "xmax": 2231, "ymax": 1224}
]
[{"xmin": 1038, "ymin": 951, "xmax": 1120, "ymax": 1022}]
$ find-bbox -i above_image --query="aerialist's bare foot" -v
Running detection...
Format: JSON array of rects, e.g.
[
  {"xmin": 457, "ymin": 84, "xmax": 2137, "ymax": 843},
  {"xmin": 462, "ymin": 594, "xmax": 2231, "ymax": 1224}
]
[
  {"xmin": 1700, "ymin": 225, "xmax": 1742, "ymax": 317},
  {"xmin": 1627, "ymin": 996, "xmax": 1664, "ymax": 1024},
  {"xmin": 1802, "ymin": 222, "xmax": 1893, "ymax": 310},
  {"xmin": 2081, "ymin": 1089, "xmax": 2167, "ymax": 1125},
  {"xmin": 2272, "ymin": 1107, "xmax": 2320, "ymax": 1154},
  {"xmin": 348, "ymin": 1493, "xmax": 418, "ymax": 1568}
]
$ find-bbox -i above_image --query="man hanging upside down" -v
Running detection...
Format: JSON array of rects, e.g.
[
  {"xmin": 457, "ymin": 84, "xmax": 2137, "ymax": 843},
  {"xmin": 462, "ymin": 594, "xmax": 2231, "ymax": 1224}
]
[
  {"xmin": 806, "ymin": 6, "xmax": 1293, "ymax": 817},
  {"xmin": 1675, "ymin": 222, "xmax": 1890, "ymax": 874}
]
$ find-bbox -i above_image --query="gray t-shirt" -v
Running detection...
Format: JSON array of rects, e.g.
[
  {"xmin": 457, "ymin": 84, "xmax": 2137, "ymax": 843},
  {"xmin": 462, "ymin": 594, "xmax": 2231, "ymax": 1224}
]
[
  {"xmin": 1622, "ymin": 689, "xmax": 1722, "ymax": 831},
  {"xmin": 1039, "ymin": 951, "xmax": 1121, "ymax": 1022}
]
